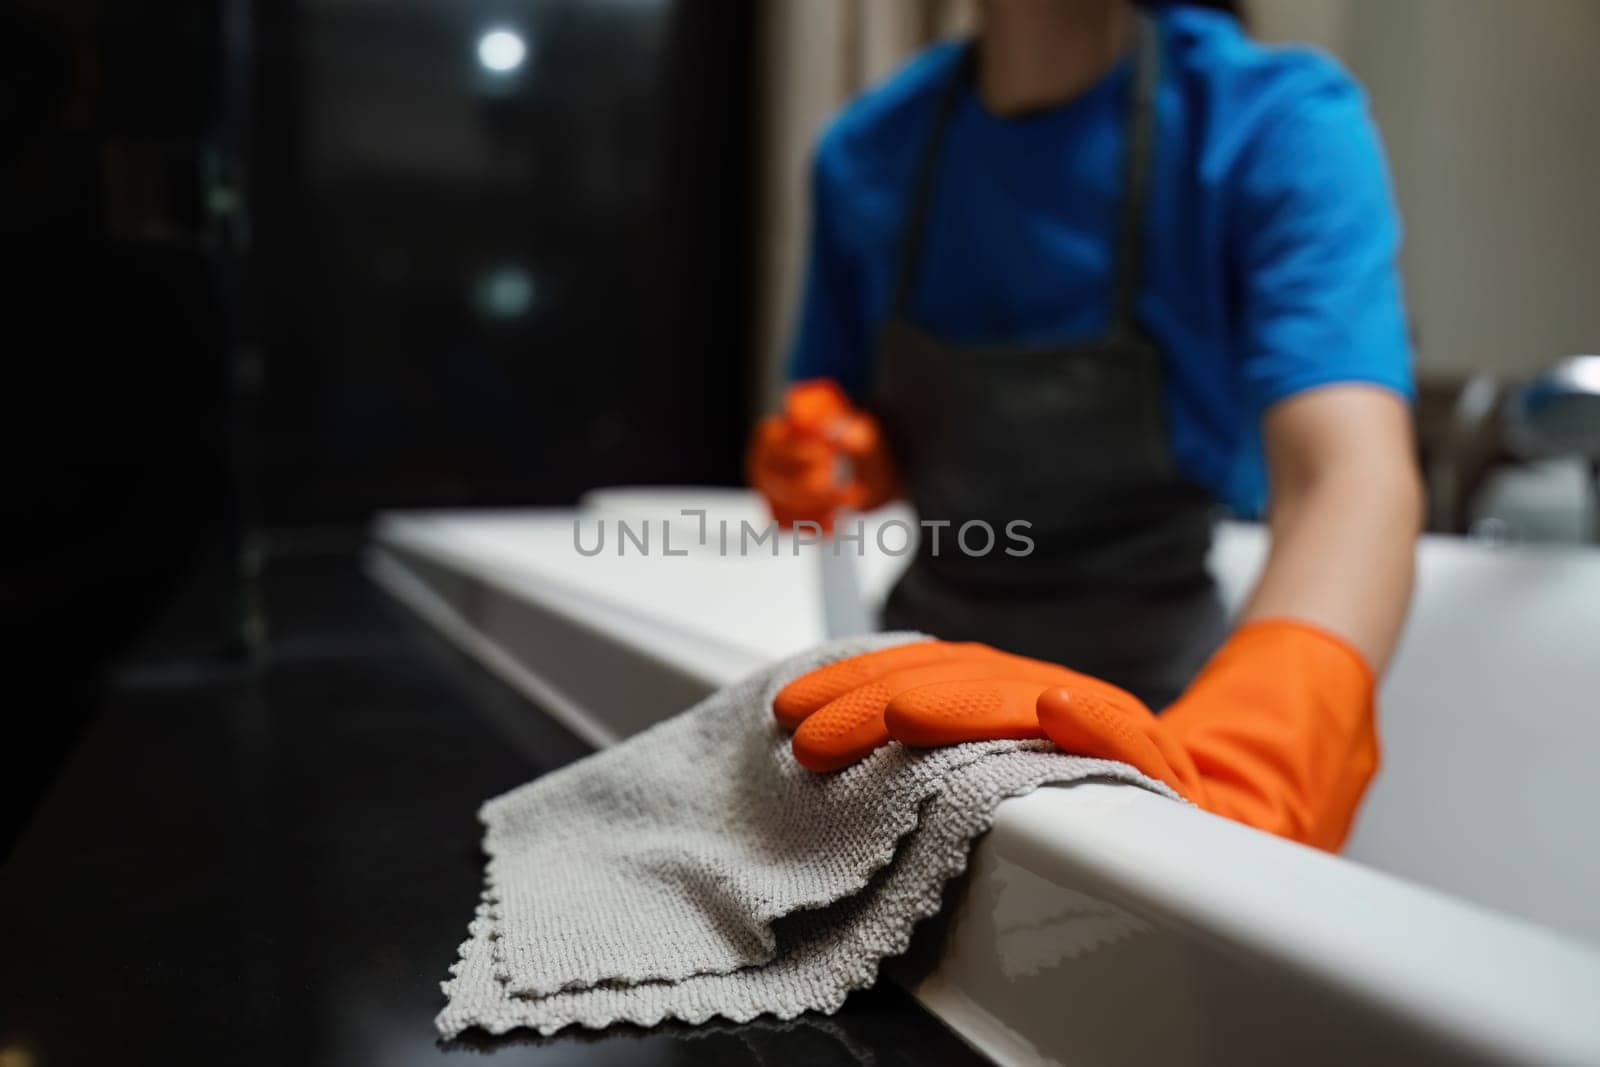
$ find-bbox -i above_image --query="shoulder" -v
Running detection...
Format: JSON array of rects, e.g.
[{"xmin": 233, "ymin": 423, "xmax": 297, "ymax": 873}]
[
  {"xmin": 813, "ymin": 40, "xmax": 965, "ymax": 194},
  {"xmin": 1160, "ymin": 7, "xmax": 1374, "ymax": 157}
]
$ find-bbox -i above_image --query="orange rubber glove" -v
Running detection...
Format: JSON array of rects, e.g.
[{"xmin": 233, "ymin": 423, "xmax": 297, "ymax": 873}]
[
  {"xmin": 773, "ymin": 619, "xmax": 1378, "ymax": 851},
  {"xmin": 746, "ymin": 380, "xmax": 897, "ymax": 533}
]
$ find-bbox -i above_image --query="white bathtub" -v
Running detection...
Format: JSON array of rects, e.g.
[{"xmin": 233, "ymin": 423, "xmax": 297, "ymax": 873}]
[{"xmin": 370, "ymin": 489, "xmax": 1600, "ymax": 1064}]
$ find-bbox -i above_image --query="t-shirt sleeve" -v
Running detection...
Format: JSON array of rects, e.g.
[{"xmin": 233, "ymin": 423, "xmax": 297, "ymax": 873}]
[
  {"xmin": 1230, "ymin": 75, "xmax": 1415, "ymax": 414},
  {"xmin": 785, "ymin": 135, "xmax": 873, "ymax": 396}
]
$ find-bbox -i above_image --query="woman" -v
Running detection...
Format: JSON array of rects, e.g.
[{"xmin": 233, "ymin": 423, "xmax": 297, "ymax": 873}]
[{"xmin": 749, "ymin": 0, "xmax": 1422, "ymax": 849}]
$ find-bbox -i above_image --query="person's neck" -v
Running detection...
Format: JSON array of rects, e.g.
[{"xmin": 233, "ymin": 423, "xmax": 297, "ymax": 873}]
[{"xmin": 976, "ymin": 0, "xmax": 1134, "ymax": 117}]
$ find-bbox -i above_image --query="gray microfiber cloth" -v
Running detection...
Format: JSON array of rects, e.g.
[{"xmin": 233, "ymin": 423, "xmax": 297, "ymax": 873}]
[{"xmin": 436, "ymin": 633, "xmax": 1176, "ymax": 1038}]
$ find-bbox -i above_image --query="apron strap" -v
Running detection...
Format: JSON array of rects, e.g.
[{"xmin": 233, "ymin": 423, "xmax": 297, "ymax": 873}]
[
  {"xmin": 889, "ymin": 46, "xmax": 973, "ymax": 318},
  {"xmin": 1111, "ymin": 12, "xmax": 1160, "ymax": 336},
  {"xmin": 888, "ymin": 12, "xmax": 1161, "ymax": 330}
]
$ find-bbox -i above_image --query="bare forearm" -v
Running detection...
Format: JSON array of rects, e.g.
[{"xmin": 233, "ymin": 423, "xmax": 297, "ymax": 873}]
[{"xmin": 1240, "ymin": 386, "xmax": 1424, "ymax": 673}]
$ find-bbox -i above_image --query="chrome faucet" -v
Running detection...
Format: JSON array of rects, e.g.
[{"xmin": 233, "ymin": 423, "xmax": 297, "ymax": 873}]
[{"xmin": 1503, "ymin": 355, "xmax": 1600, "ymax": 541}]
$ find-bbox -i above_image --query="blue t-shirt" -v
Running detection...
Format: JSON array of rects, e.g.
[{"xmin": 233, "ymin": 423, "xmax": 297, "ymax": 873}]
[{"xmin": 787, "ymin": 7, "xmax": 1413, "ymax": 517}]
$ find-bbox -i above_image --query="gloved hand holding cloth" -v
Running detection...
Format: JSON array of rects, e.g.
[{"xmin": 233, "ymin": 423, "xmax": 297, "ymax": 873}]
[
  {"xmin": 776, "ymin": 618, "xmax": 1378, "ymax": 851},
  {"xmin": 436, "ymin": 634, "xmax": 1177, "ymax": 1038}
]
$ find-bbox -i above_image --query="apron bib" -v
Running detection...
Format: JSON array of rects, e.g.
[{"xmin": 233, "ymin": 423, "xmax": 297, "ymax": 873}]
[{"xmin": 873, "ymin": 14, "xmax": 1225, "ymax": 708}]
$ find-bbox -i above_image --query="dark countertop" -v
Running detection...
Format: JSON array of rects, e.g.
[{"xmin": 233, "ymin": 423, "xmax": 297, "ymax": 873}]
[{"xmin": 0, "ymin": 550, "xmax": 983, "ymax": 1067}]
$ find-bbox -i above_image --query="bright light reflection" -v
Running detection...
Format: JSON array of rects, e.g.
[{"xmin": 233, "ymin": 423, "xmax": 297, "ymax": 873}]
[
  {"xmin": 475, "ymin": 265, "xmax": 537, "ymax": 320},
  {"xmin": 477, "ymin": 29, "xmax": 527, "ymax": 74}
]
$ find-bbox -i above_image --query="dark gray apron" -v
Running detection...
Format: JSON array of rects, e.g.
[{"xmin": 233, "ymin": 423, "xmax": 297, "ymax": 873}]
[{"xmin": 874, "ymin": 15, "xmax": 1226, "ymax": 709}]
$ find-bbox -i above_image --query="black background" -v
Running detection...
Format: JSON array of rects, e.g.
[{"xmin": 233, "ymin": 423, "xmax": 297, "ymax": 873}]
[{"xmin": 2, "ymin": 0, "xmax": 752, "ymax": 849}]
